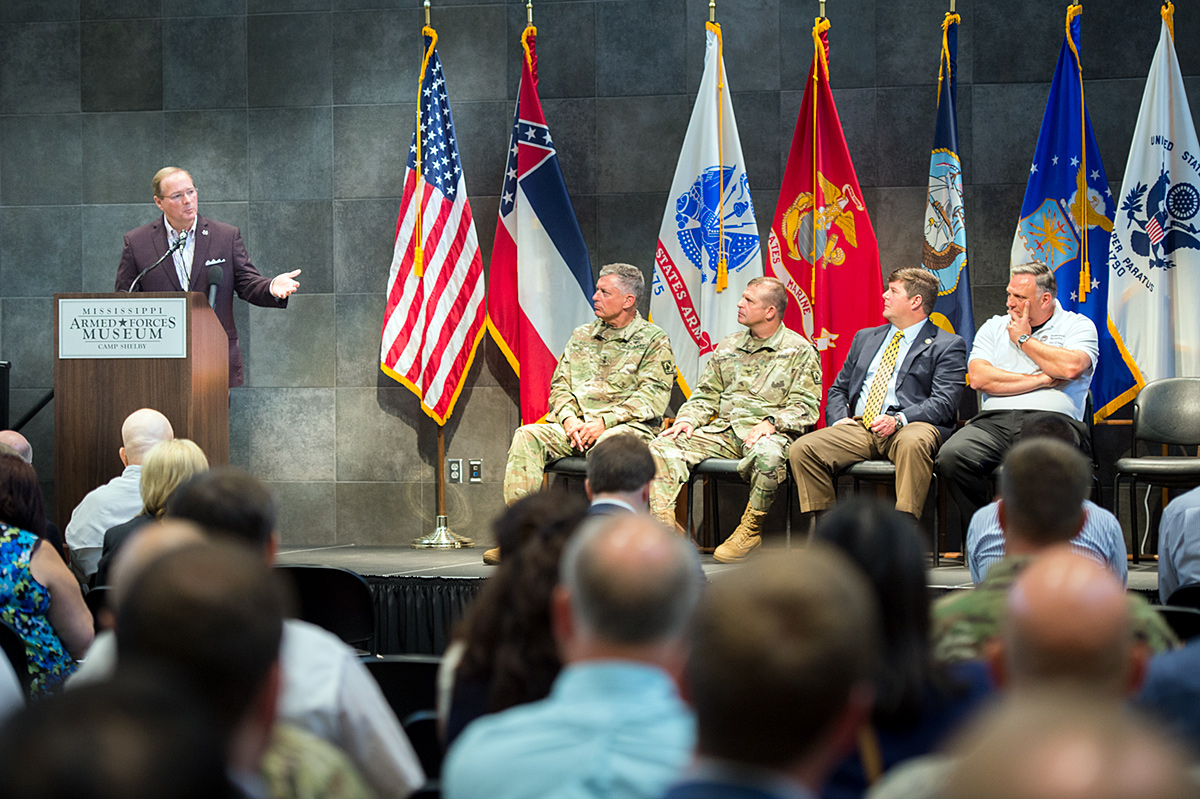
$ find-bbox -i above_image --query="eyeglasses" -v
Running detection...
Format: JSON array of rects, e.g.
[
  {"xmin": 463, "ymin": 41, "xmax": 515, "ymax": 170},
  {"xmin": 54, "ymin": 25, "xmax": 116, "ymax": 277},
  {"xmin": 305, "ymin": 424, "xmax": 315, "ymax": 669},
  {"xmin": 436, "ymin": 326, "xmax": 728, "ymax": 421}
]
[{"xmin": 163, "ymin": 188, "xmax": 197, "ymax": 203}]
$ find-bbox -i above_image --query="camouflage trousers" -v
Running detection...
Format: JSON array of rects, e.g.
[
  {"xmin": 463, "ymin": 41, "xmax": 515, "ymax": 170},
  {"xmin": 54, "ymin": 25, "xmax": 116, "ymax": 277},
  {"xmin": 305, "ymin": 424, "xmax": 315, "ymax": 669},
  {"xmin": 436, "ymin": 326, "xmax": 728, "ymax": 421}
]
[
  {"xmin": 502, "ymin": 421, "xmax": 657, "ymax": 504},
  {"xmin": 648, "ymin": 426, "xmax": 793, "ymax": 524}
]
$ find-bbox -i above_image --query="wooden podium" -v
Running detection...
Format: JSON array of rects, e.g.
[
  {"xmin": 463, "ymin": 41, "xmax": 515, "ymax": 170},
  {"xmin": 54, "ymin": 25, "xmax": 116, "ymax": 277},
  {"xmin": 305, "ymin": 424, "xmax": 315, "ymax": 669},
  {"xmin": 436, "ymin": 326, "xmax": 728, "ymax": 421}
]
[{"xmin": 53, "ymin": 292, "xmax": 229, "ymax": 526}]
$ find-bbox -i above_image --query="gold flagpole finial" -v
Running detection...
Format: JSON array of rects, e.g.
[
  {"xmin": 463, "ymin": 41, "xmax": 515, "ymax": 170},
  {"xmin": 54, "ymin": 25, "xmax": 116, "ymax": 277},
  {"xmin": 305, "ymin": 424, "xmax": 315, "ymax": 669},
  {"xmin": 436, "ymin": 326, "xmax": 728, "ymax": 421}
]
[
  {"xmin": 526, "ymin": 0, "xmax": 533, "ymax": 25},
  {"xmin": 949, "ymin": 0, "xmax": 955, "ymax": 11},
  {"xmin": 424, "ymin": 0, "xmax": 430, "ymax": 26},
  {"xmin": 819, "ymin": 0, "xmax": 826, "ymax": 20},
  {"xmin": 709, "ymin": 0, "xmax": 715, "ymax": 23}
]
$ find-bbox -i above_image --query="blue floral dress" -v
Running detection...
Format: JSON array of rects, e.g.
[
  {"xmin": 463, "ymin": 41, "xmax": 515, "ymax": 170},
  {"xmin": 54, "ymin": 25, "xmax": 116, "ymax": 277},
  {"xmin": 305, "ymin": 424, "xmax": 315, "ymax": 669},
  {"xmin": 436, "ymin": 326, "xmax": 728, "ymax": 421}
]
[{"xmin": 0, "ymin": 523, "xmax": 77, "ymax": 697}]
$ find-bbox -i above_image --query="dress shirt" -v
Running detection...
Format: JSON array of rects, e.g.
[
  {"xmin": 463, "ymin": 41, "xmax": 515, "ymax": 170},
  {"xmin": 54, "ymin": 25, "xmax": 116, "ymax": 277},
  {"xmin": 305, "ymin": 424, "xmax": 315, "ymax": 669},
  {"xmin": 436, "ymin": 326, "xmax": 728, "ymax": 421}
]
[
  {"xmin": 444, "ymin": 660, "xmax": 695, "ymax": 799},
  {"xmin": 853, "ymin": 321, "xmax": 921, "ymax": 424},
  {"xmin": 63, "ymin": 464, "xmax": 144, "ymax": 581},
  {"xmin": 966, "ymin": 499, "xmax": 1128, "ymax": 586},
  {"xmin": 1157, "ymin": 485, "xmax": 1200, "ymax": 603},
  {"xmin": 166, "ymin": 215, "xmax": 197, "ymax": 288}
]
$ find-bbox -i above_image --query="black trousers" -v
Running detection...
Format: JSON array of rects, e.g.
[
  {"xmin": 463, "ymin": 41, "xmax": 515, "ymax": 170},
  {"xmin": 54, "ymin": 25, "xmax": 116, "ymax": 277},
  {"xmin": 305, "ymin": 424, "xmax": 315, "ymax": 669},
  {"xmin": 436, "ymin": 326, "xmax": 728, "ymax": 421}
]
[{"xmin": 935, "ymin": 409, "xmax": 1088, "ymax": 537}]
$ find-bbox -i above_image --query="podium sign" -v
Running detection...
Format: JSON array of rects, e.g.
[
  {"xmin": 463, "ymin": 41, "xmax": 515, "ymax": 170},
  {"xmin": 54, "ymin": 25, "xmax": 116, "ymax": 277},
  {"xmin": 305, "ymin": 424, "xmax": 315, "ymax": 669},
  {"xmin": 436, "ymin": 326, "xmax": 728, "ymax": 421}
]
[{"xmin": 58, "ymin": 297, "xmax": 188, "ymax": 359}]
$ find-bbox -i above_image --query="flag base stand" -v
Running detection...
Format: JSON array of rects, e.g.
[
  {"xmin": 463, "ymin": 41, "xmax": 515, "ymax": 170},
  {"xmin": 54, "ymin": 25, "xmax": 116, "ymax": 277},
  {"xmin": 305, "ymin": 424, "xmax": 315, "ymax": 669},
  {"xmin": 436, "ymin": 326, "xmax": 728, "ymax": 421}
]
[{"xmin": 411, "ymin": 515, "xmax": 475, "ymax": 549}]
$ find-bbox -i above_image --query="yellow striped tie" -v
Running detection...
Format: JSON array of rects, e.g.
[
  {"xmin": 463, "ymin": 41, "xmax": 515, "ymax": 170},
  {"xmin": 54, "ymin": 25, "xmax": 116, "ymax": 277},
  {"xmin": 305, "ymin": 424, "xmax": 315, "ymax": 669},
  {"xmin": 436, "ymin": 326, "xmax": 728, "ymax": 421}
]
[{"xmin": 863, "ymin": 331, "xmax": 903, "ymax": 430}]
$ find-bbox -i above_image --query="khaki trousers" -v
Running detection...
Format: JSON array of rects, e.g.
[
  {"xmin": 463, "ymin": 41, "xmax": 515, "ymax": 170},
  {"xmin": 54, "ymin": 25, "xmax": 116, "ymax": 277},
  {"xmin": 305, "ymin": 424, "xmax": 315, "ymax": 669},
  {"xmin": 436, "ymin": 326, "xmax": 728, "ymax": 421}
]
[{"xmin": 788, "ymin": 420, "xmax": 942, "ymax": 516}]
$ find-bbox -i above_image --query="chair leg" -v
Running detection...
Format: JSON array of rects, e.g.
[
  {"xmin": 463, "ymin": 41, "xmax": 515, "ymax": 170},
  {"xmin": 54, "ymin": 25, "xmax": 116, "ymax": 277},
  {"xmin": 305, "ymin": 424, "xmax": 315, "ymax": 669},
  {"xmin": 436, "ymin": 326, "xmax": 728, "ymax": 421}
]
[
  {"xmin": 711, "ymin": 476, "xmax": 722, "ymax": 547},
  {"xmin": 686, "ymin": 473, "xmax": 695, "ymax": 544},
  {"xmin": 785, "ymin": 476, "xmax": 793, "ymax": 551},
  {"xmin": 931, "ymin": 472, "xmax": 940, "ymax": 568},
  {"xmin": 1130, "ymin": 478, "xmax": 1140, "ymax": 565}
]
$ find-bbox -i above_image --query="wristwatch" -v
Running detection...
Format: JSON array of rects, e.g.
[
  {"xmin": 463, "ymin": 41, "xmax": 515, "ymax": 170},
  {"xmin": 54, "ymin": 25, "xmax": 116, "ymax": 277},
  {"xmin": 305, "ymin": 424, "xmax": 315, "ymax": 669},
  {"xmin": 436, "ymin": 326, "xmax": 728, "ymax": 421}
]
[
  {"xmin": 765, "ymin": 415, "xmax": 777, "ymax": 427},
  {"xmin": 1017, "ymin": 333, "xmax": 1031, "ymax": 348},
  {"xmin": 892, "ymin": 414, "xmax": 904, "ymax": 430}
]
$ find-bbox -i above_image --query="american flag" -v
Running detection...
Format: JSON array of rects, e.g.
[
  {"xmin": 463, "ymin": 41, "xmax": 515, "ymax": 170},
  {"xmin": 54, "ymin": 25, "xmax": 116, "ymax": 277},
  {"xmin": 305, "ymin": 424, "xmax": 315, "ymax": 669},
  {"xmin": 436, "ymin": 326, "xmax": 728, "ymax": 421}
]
[{"xmin": 381, "ymin": 27, "xmax": 485, "ymax": 425}]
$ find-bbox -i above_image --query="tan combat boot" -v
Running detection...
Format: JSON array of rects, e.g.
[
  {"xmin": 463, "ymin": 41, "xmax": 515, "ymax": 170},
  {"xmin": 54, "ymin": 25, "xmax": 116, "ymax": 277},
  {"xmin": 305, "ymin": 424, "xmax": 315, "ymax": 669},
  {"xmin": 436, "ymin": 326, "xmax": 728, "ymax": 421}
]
[
  {"xmin": 482, "ymin": 547, "xmax": 501, "ymax": 565},
  {"xmin": 713, "ymin": 507, "xmax": 767, "ymax": 563}
]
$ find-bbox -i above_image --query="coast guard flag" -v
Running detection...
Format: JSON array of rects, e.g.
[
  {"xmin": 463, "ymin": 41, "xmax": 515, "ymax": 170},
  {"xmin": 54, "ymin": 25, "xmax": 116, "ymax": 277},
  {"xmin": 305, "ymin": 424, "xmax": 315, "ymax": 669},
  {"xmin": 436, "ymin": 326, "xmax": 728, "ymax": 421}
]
[
  {"xmin": 651, "ymin": 21, "xmax": 762, "ymax": 395},
  {"xmin": 1107, "ymin": 2, "xmax": 1200, "ymax": 414},
  {"xmin": 767, "ymin": 17, "xmax": 882, "ymax": 416},
  {"xmin": 922, "ymin": 12, "xmax": 973, "ymax": 351},
  {"xmin": 1009, "ymin": 4, "xmax": 1136, "ymax": 422},
  {"xmin": 381, "ymin": 26, "xmax": 486, "ymax": 425},
  {"xmin": 487, "ymin": 25, "xmax": 593, "ymax": 424}
]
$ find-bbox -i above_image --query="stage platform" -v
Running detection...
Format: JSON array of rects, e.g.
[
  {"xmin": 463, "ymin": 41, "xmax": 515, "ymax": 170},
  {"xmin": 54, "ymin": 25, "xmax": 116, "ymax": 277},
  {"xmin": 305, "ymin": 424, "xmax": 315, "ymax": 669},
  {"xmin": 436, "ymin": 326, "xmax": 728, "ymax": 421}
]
[{"xmin": 277, "ymin": 543, "xmax": 1162, "ymax": 656}]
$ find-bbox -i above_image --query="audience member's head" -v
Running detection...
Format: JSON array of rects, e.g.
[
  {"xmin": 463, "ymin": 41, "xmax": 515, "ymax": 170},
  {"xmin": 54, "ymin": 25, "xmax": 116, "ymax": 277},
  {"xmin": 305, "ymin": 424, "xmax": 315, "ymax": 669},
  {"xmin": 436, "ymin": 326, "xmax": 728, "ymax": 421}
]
[
  {"xmin": 165, "ymin": 467, "xmax": 278, "ymax": 556},
  {"xmin": 554, "ymin": 514, "xmax": 701, "ymax": 666},
  {"xmin": 942, "ymin": 692, "xmax": 1193, "ymax": 799},
  {"xmin": 585, "ymin": 434, "xmax": 655, "ymax": 509},
  {"xmin": 993, "ymin": 547, "xmax": 1145, "ymax": 696},
  {"xmin": 120, "ymin": 408, "xmax": 174, "ymax": 466},
  {"xmin": 455, "ymin": 492, "xmax": 589, "ymax": 723},
  {"xmin": 1018, "ymin": 410, "xmax": 1079, "ymax": 445},
  {"xmin": 116, "ymin": 541, "xmax": 287, "ymax": 771},
  {"xmin": 0, "ymin": 452, "xmax": 46, "ymax": 537},
  {"xmin": 814, "ymin": 498, "xmax": 934, "ymax": 725},
  {"xmin": 0, "ymin": 675, "xmax": 233, "ymax": 799},
  {"xmin": 0, "ymin": 431, "xmax": 32, "ymax": 464},
  {"xmin": 108, "ymin": 519, "xmax": 208, "ymax": 613},
  {"xmin": 139, "ymin": 439, "xmax": 209, "ymax": 519},
  {"xmin": 998, "ymin": 437, "xmax": 1089, "ymax": 550},
  {"xmin": 687, "ymin": 545, "xmax": 879, "ymax": 785}
]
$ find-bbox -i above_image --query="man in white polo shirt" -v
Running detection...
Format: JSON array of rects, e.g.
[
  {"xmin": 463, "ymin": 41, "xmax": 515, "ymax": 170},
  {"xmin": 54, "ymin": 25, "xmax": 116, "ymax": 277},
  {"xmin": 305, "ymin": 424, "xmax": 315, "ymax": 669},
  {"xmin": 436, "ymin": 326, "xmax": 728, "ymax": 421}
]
[{"xmin": 936, "ymin": 261, "xmax": 1098, "ymax": 541}]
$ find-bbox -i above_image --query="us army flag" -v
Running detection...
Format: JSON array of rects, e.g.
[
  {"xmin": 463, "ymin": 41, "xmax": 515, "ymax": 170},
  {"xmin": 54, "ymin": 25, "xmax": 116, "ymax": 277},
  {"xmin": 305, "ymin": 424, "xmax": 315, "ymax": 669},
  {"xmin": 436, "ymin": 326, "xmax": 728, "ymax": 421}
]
[
  {"xmin": 1107, "ymin": 2, "xmax": 1200, "ymax": 413},
  {"xmin": 650, "ymin": 21, "xmax": 762, "ymax": 396}
]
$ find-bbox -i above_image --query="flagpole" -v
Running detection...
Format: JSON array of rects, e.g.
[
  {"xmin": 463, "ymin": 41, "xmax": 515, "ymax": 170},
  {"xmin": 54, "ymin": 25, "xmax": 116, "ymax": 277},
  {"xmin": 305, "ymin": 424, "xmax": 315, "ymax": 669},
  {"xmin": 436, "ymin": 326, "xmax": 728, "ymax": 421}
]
[
  {"xmin": 709, "ymin": 0, "xmax": 715, "ymax": 23},
  {"xmin": 411, "ymin": 0, "xmax": 475, "ymax": 550},
  {"xmin": 527, "ymin": 0, "xmax": 533, "ymax": 24}
]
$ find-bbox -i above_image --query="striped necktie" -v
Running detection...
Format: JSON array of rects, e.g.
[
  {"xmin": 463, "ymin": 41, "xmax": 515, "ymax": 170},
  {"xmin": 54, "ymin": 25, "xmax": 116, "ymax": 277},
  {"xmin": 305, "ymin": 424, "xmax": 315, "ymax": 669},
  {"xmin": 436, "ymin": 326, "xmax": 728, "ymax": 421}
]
[{"xmin": 862, "ymin": 331, "xmax": 903, "ymax": 430}]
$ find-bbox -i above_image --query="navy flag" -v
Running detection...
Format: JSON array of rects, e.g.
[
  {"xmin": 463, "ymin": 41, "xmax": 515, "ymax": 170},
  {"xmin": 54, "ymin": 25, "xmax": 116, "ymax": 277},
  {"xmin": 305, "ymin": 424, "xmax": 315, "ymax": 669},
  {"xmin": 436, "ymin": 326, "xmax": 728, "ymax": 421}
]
[
  {"xmin": 922, "ymin": 12, "xmax": 973, "ymax": 351},
  {"xmin": 1009, "ymin": 5, "xmax": 1137, "ymax": 421}
]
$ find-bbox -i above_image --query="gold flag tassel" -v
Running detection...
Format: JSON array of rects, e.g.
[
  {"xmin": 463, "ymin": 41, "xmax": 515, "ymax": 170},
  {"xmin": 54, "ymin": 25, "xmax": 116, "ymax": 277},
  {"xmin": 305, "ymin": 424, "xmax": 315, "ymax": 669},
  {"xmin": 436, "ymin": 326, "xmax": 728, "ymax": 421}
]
[
  {"xmin": 711, "ymin": 17, "xmax": 728, "ymax": 293},
  {"xmin": 413, "ymin": 21, "xmax": 438, "ymax": 279},
  {"xmin": 810, "ymin": 14, "xmax": 831, "ymax": 301},
  {"xmin": 1065, "ymin": 3, "xmax": 1089, "ymax": 302}
]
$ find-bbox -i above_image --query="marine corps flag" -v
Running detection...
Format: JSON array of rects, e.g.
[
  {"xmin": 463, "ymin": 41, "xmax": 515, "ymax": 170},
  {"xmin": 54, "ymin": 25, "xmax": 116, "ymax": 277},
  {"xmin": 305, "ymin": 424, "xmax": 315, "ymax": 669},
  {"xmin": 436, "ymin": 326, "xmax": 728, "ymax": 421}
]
[
  {"xmin": 1009, "ymin": 4, "xmax": 1137, "ymax": 421},
  {"xmin": 923, "ymin": 12, "xmax": 973, "ymax": 351},
  {"xmin": 767, "ymin": 17, "xmax": 882, "ymax": 415},
  {"xmin": 1107, "ymin": 2, "xmax": 1200, "ymax": 414},
  {"xmin": 651, "ymin": 21, "xmax": 762, "ymax": 395},
  {"xmin": 487, "ymin": 25, "xmax": 593, "ymax": 424}
]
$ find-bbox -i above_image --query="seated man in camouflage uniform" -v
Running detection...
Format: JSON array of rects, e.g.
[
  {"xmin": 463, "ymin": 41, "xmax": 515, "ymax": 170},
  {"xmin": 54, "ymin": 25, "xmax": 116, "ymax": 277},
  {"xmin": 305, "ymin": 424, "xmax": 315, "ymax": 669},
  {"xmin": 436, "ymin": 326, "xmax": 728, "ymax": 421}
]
[
  {"xmin": 649, "ymin": 277, "xmax": 821, "ymax": 564},
  {"xmin": 493, "ymin": 263, "xmax": 675, "ymax": 564}
]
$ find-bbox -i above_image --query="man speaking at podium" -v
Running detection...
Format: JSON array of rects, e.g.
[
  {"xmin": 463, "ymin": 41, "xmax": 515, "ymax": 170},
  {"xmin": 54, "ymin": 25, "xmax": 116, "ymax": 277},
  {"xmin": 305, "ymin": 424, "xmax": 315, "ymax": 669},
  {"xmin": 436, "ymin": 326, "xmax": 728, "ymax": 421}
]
[{"xmin": 115, "ymin": 167, "xmax": 301, "ymax": 387}]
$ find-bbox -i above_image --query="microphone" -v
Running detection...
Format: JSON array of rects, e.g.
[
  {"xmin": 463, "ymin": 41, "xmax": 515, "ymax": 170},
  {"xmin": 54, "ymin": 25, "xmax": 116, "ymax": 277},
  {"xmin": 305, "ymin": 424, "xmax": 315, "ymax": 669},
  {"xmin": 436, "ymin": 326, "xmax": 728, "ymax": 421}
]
[
  {"xmin": 207, "ymin": 265, "xmax": 223, "ymax": 310},
  {"xmin": 127, "ymin": 231, "xmax": 188, "ymax": 293}
]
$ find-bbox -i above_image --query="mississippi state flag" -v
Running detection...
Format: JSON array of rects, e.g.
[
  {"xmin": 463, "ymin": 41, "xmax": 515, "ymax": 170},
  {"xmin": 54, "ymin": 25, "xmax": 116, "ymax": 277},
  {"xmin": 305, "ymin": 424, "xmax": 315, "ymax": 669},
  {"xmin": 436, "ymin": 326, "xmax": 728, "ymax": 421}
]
[
  {"xmin": 381, "ymin": 26, "xmax": 485, "ymax": 425},
  {"xmin": 650, "ymin": 21, "xmax": 763, "ymax": 395},
  {"xmin": 487, "ymin": 26, "xmax": 593, "ymax": 424}
]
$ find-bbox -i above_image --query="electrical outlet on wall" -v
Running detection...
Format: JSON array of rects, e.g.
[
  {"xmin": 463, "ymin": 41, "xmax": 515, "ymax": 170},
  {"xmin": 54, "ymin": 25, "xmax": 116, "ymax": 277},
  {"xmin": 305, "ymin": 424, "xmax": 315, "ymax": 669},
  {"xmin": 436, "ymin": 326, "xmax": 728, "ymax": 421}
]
[
  {"xmin": 448, "ymin": 459, "xmax": 462, "ymax": 483},
  {"xmin": 468, "ymin": 459, "xmax": 482, "ymax": 483}
]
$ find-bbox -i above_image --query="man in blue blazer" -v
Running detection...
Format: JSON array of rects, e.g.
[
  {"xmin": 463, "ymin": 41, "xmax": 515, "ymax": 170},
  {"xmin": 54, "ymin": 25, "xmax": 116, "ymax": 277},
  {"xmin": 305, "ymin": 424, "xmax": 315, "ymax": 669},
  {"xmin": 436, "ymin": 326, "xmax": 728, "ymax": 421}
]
[
  {"xmin": 115, "ymin": 167, "xmax": 301, "ymax": 387},
  {"xmin": 789, "ymin": 267, "xmax": 966, "ymax": 519}
]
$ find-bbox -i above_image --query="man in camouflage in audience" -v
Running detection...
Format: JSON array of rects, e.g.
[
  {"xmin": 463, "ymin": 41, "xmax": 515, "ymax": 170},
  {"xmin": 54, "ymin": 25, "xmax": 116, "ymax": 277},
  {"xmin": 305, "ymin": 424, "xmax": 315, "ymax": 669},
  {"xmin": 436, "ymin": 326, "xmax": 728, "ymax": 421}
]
[
  {"xmin": 493, "ymin": 263, "xmax": 675, "ymax": 563},
  {"xmin": 932, "ymin": 437, "xmax": 1178, "ymax": 663},
  {"xmin": 650, "ymin": 277, "xmax": 820, "ymax": 564}
]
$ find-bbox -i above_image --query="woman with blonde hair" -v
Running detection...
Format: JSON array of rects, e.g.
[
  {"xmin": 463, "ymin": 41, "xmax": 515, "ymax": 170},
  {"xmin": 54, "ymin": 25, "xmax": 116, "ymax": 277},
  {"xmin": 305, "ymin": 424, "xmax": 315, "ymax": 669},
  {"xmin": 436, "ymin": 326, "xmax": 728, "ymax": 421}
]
[{"xmin": 94, "ymin": 439, "xmax": 208, "ymax": 586}]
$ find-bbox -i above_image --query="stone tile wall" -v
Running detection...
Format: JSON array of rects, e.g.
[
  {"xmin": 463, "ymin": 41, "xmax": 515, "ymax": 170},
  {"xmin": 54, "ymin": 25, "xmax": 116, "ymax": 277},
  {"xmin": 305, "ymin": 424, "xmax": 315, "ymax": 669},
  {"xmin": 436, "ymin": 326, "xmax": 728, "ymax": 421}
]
[{"xmin": 1, "ymin": 0, "xmax": 1195, "ymax": 546}]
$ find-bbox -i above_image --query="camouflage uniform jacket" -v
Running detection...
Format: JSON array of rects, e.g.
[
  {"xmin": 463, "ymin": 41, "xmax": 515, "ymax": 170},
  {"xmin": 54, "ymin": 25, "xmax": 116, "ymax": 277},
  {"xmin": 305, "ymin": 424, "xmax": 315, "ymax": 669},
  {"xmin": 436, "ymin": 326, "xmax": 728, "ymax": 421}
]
[
  {"xmin": 932, "ymin": 554, "xmax": 1180, "ymax": 664},
  {"xmin": 548, "ymin": 313, "xmax": 675, "ymax": 429},
  {"xmin": 675, "ymin": 324, "xmax": 821, "ymax": 439}
]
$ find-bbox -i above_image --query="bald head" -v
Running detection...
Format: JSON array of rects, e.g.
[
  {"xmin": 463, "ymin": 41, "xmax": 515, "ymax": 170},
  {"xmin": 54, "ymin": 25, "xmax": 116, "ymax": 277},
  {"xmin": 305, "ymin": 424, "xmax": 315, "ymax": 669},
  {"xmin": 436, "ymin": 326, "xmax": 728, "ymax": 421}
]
[
  {"xmin": 120, "ymin": 409, "xmax": 174, "ymax": 465},
  {"xmin": 999, "ymin": 548, "xmax": 1141, "ymax": 696},
  {"xmin": 557, "ymin": 514, "xmax": 701, "ymax": 657},
  {"xmin": 0, "ymin": 431, "xmax": 32, "ymax": 464},
  {"xmin": 943, "ymin": 692, "xmax": 1193, "ymax": 799}
]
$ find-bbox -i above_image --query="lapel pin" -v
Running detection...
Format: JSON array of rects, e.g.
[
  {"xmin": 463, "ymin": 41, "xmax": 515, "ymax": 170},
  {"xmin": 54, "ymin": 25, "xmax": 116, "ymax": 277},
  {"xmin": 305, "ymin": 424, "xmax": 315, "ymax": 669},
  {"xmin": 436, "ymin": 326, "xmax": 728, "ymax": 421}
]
[
  {"xmin": 202, "ymin": 229, "xmax": 209, "ymax": 236},
  {"xmin": 924, "ymin": 338, "xmax": 932, "ymax": 344}
]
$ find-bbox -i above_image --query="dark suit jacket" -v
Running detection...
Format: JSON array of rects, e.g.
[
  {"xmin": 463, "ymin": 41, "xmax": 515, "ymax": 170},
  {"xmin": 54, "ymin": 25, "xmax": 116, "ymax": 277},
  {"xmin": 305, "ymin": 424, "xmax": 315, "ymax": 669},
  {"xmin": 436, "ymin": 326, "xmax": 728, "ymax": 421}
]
[
  {"xmin": 586, "ymin": 499, "xmax": 635, "ymax": 517},
  {"xmin": 825, "ymin": 319, "xmax": 967, "ymax": 441},
  {"xmin": 114, "ymin": 214, "xmax": 287, "ymax": 387}
]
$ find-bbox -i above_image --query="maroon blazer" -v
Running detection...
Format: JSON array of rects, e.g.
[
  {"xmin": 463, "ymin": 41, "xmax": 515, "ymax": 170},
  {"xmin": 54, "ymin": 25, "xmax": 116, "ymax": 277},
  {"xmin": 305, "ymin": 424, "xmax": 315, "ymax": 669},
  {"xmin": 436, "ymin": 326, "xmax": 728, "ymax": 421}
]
[{"xmin": 114, "ymin": 214, "xmax": 287, "ymax": 387}]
